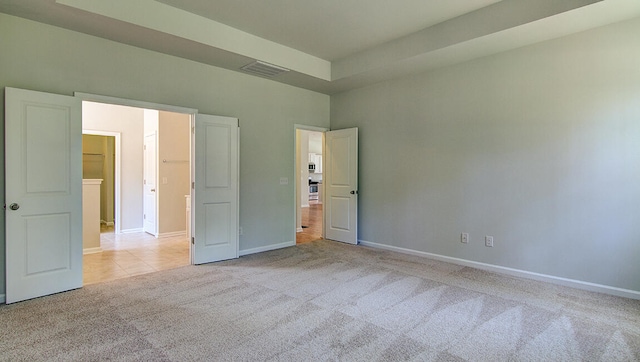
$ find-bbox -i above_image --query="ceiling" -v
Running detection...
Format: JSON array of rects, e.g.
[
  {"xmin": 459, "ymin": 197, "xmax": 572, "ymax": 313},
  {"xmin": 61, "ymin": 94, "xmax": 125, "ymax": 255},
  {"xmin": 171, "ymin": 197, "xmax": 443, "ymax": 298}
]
[
  {"xmin": 156, "ymin": 0, "xmax": 503, "ymax": 61},
  {"xmin": 1, "ymin": 0, "xmax": 639, "ymax": 95}
]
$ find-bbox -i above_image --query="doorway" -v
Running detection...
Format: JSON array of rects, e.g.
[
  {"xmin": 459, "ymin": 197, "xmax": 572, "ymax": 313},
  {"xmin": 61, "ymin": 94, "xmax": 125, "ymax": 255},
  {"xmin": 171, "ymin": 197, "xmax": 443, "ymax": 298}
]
[
  {"xmin": 5, "ymin": 87, "xmax": 241, "ymax": 303},
  {"xmin": 81, "ymin": 101, "xmax": 192, "ymax": 284},
  {"xmin": 295, "ymin": 127, "xmax": 326, "ymax": 244}
]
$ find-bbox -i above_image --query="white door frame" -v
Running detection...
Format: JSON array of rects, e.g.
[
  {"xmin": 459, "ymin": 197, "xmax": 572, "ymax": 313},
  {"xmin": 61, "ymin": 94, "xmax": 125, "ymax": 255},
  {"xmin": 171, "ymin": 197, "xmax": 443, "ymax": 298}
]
[
  {"xmin": 75, "ymin": 92, "xmax": 197, "ymax": 251},
  {"xmin": 293, "ymin": 124, "xmax": 328, "ymax": 244},
  {"xmin": 82, "ymin": 130, "xmax": 121, "ymax": 233},
  {"xmin": 143, "ymin": 130, "xmax": 158, "ymax": 236}
]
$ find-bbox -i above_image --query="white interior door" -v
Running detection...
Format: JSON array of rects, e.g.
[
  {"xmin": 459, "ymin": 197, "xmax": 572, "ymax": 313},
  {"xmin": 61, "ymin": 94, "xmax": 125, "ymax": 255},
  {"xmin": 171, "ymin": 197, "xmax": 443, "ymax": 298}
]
[
  {"xmin": 324, "ymin": 127, "xmax": 358, "ymax": 244},
  {"xmin": 143, "ymin": 132, "xmax": 157, "ymax": 236},
  {"xmin": 192, "ymin": 114, "xmax": 239, "ymax": 264},
  {"xmin": 5, "ymin": 87, "xmax": 83, "ymax": 304}
]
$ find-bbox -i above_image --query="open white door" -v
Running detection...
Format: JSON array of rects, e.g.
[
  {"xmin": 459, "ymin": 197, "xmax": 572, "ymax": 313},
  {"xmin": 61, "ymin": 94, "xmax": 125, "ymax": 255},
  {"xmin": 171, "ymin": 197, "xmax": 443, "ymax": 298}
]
[
  {"xmin": 143, "ymin": 132, "xmax": 157, "ymax": 236},
  {"xmin": 192, "ymin": 114, "xmax": 239, "ymax": 264},
  {"xmin": 324, "ymin": 127, "xmax": 358, "ymax": 244},
  {"xmin": 5, "ymin": 87, "xmax": 83, "ymax": 304}
]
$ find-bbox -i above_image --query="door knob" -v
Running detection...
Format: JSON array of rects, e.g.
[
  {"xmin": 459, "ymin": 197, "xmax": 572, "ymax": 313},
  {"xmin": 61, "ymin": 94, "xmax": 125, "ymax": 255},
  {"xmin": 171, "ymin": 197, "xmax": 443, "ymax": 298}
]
[
  {"xmin": 350, "ymin": 190, "xmax": 358, "ymax": 195},
  {"xmin": 9, "ymin": 203, "xmax": 19, "ymax": 210},
  {"xmin": 150, "ymin": 189, "xmax": 156, "ymax": 192}
]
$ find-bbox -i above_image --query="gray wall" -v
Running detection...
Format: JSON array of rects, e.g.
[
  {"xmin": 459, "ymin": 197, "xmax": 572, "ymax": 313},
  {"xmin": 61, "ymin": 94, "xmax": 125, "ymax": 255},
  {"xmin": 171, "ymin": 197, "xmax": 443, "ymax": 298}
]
[
  {"xmin": 331, "ymin": 17, "xmax": 640, "ymax": 292},
  {"xmin": 0, "ymin": 14, "xmax": 330, "ymax": 295}
]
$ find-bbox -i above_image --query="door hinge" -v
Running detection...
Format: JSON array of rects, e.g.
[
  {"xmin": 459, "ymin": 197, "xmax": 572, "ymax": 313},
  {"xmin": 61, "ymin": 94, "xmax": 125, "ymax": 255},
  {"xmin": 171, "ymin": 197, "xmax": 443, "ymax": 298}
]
[
  {"xmin": 143, "ymin": 145, "xmax": 146, "ymax": 150},
  {"xmin": 192, "ymin": 181, "xmax": 195, "ymax": 189},
  {"xmin": 143, "ymin": 214, "xmax": 146, "ymax": 219},
  {"xmin": 191, "ymin": 237, "xmax": 195, "ymax": 245},
  {"xmin": 192, "ymin": 126, "xmax": 195, "ymax": 134}
]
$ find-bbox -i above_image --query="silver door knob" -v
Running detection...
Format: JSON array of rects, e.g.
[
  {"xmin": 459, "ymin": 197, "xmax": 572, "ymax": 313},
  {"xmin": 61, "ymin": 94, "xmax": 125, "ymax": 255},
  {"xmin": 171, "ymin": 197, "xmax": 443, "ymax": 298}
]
[
  {"xmin": 350, "ymin": 190, "xmax": 358, "ymax": 195},
  {"xmin": 150, "ymin": 189, "xmax": 156, "ymax": 192},
  {"xmin": 9, "ymin": 203, "xmax": 19, "ymax": 210}
]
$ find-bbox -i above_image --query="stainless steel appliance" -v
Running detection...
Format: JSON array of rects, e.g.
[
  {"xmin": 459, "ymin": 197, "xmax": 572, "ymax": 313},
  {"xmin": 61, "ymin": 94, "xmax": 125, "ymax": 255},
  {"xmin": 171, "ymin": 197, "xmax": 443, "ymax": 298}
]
[{"xmin": 309, "ymin": 180, "xmax": 319, "ymax": 200}]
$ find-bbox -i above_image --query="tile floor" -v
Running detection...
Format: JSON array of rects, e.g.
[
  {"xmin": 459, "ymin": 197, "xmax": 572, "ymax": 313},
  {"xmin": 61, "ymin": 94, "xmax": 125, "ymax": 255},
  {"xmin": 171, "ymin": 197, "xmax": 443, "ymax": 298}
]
[{"xmin": 83, "ymin": 225, "xmax": 190, "ymax": 285}]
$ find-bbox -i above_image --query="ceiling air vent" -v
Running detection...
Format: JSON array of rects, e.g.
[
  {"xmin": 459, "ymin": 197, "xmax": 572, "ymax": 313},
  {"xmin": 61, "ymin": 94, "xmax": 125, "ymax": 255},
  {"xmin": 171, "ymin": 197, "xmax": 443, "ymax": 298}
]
[{"xmin": 240, "ymin": 60, "xmax": 290, "ymax": 78}]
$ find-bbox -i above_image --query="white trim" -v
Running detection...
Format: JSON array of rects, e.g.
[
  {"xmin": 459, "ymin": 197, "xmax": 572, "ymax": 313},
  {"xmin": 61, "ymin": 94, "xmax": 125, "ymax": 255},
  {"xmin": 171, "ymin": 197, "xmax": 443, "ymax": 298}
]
[
  {"xmin": 83, "ymin": 247, "xmax": 103, "ymax": 255},
  {"xmin": 297, "ymin": 227, "xmax": 304, "ymax": 233},
  {"xmin": 120, "ymin": 228, "xmax": 144, "ymax": 234},
  {"xmin": 359, "ymin": 240, "xmax": 640, "ymax": 300},
  {"xmin": 78, "ymin": 93, "xmax": 198, "ymax": 261},
  {"xmin": 239, "ymin": 241, "xmax": 295, "ymax": 257},
  {"xmin": 294, "ymin": 124, "xmax": 329, "ymax": 133},
  {"xmin": 157, "ymin": 231, "xmax": 186, "ymax": 238},
  {"xmin": 82, "ymin": 178, "xmax": 102, "ymax": 185},
  {"xmin": 75, "ymin": 92, "xmax": 198, "ymax": 115},
  {"xmin": 293, "ymin": 124, "xmax": 329, "ymax": 245},
  {"xmin": 82, "ymin": 129, "xmax": 122, "ymax": 234},
  {"xmin": 0, "ymin": 294, "xmax": 5, "ymax": 304}
]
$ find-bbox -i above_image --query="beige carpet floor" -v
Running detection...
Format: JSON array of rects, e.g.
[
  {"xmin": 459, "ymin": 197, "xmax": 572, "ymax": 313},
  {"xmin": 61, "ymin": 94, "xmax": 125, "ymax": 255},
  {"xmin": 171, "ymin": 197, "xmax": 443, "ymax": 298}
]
[{"xmin": 1, "ymin": 239, "xmax": 639, "ymax": 361}]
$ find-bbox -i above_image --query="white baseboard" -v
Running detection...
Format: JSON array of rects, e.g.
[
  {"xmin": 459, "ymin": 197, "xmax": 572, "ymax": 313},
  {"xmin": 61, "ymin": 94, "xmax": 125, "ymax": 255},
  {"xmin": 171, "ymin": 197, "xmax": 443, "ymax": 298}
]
[
  {"xmin": 0, "ymin": 294, "xmax": 5, "ymax": 304},
  {"xmin": 359, "ymin": 240, "xmax": 640, "ymax": 300},
  {"xmin": 120, "ymin": 228, "xmax": 144, "ymax": 234},
  {"xmin": 239, "ymin": 241, "xmax": 295, "ymax": 257},
  {"xmin": 157, "ymin": 231, "xmax": 186, "ymax": 238},
  {"xmin": 83, "ymin": 247, "xmax": 103, "ymax": 255}
]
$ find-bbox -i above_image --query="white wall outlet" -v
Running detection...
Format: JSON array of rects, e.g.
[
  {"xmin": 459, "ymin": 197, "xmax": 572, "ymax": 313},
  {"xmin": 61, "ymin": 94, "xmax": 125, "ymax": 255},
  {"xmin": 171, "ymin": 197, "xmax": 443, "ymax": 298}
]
[
  {"xmin": 279, "ymin": 177, "xmax": 289, "ymax": 185},
  {"xmin": 485, "ymin": 236, "xmax": 494, "ymax": 247},
  {"xmin": 461, "ymin": 233, "xmax": 469, "ymax": 244}
]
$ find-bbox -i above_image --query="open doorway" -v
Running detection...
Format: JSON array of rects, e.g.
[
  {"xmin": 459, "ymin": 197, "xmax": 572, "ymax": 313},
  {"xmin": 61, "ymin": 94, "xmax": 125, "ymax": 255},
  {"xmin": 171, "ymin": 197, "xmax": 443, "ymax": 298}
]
[
  {"xmin": 5, "ymin": 88, "xmax": 241, "ymax": 303},
  {"xmin": 296, "ymin": 128, "xmax": 325, "ymax": 244},
  {"xmin": 81, "ymin": 101, "xmax": 191, "ymax": 284}
]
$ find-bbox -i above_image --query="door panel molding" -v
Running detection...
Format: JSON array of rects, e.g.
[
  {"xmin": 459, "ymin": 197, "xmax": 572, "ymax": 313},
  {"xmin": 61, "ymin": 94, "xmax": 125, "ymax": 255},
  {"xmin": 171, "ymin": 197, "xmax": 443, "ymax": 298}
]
[
  {"xmin": 5, "ymin": 87, "xmax": 83, "ymax": 304},
  {"xmin": 192, "ymin": 114, "xmax": 239, "ymax": 264},
  {"xmin": 324, "ymin": 127, "xmax": 358, "ymax": 245}
]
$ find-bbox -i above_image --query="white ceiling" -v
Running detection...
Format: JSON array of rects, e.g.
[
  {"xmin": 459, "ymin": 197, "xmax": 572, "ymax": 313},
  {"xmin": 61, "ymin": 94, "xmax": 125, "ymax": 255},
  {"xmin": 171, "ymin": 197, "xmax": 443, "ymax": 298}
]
[
  {"xmin": 156, "ymin": 0, "xmax": 503, "ymax": 61},
  {"xmin": 1, "ymin": 0, "xmax": 640, "ymax": 94}
]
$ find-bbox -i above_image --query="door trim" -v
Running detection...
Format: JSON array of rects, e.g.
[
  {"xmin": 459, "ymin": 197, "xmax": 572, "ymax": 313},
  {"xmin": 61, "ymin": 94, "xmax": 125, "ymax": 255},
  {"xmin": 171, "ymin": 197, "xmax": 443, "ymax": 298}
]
[
  {"xmin": 74, "ymin": 92, "xmax": 198, "ymax": 115},
  {"xmin": 75, "ymin": 92, "xmax": 198, "ymax": 264},
  {"xmin": 293, "ymin": 124, "xmax": 329, "ymax": 245},
  {"xmin": 82, "ymin": 130, "xmax": 121, "ymax": 233}
]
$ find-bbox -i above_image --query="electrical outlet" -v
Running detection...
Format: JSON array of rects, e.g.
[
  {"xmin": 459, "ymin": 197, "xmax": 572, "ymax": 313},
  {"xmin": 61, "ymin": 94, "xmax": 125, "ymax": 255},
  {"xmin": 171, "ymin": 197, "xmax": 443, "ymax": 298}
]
[
  {"xmin": 461, "ymin": 233, "xmax": 469, "ymax": 244},
  {"xmin": 485, "ymin": 236, "xmax": 494, "ymax": 247}
]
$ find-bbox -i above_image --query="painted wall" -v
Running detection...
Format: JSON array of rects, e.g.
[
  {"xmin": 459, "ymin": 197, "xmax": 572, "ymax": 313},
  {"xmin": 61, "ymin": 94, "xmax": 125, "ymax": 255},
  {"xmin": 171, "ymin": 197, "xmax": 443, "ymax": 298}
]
[
  {"xmin": 82, "ymin": 135, "xmax": 105, "ymax": 179},
  {"xmin": 82, "ymin": 134, "xmax": 115, "ymax": 224},
  {"xmin": 331, "ymin": 17, "xmax": 640, "ymax": 292},
  {"xmin": 158, "ymin": 111, "xmax": 191, "ymax": 235},
  {"xmin": 0, "ymin": 13, "xmax": 330, "ymax": 297},
  {"xmin": 83, "ymin": 101, "xmax": 145, "ymax": 232}
]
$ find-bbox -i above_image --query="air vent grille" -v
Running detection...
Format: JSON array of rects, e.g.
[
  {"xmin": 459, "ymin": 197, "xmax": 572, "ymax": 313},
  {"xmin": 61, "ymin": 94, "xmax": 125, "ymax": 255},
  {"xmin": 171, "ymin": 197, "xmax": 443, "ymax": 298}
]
[{"xmin": 240, "ymin": 61, "xmax": 290, "ymax": 78}]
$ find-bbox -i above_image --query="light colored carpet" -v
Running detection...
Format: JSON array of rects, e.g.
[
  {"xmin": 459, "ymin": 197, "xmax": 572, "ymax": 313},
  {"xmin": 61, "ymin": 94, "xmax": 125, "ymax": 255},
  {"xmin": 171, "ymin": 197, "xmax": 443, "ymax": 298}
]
[{"xmin": 1, "ymin": 239, "xmax": 639, "ymax": 361}]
